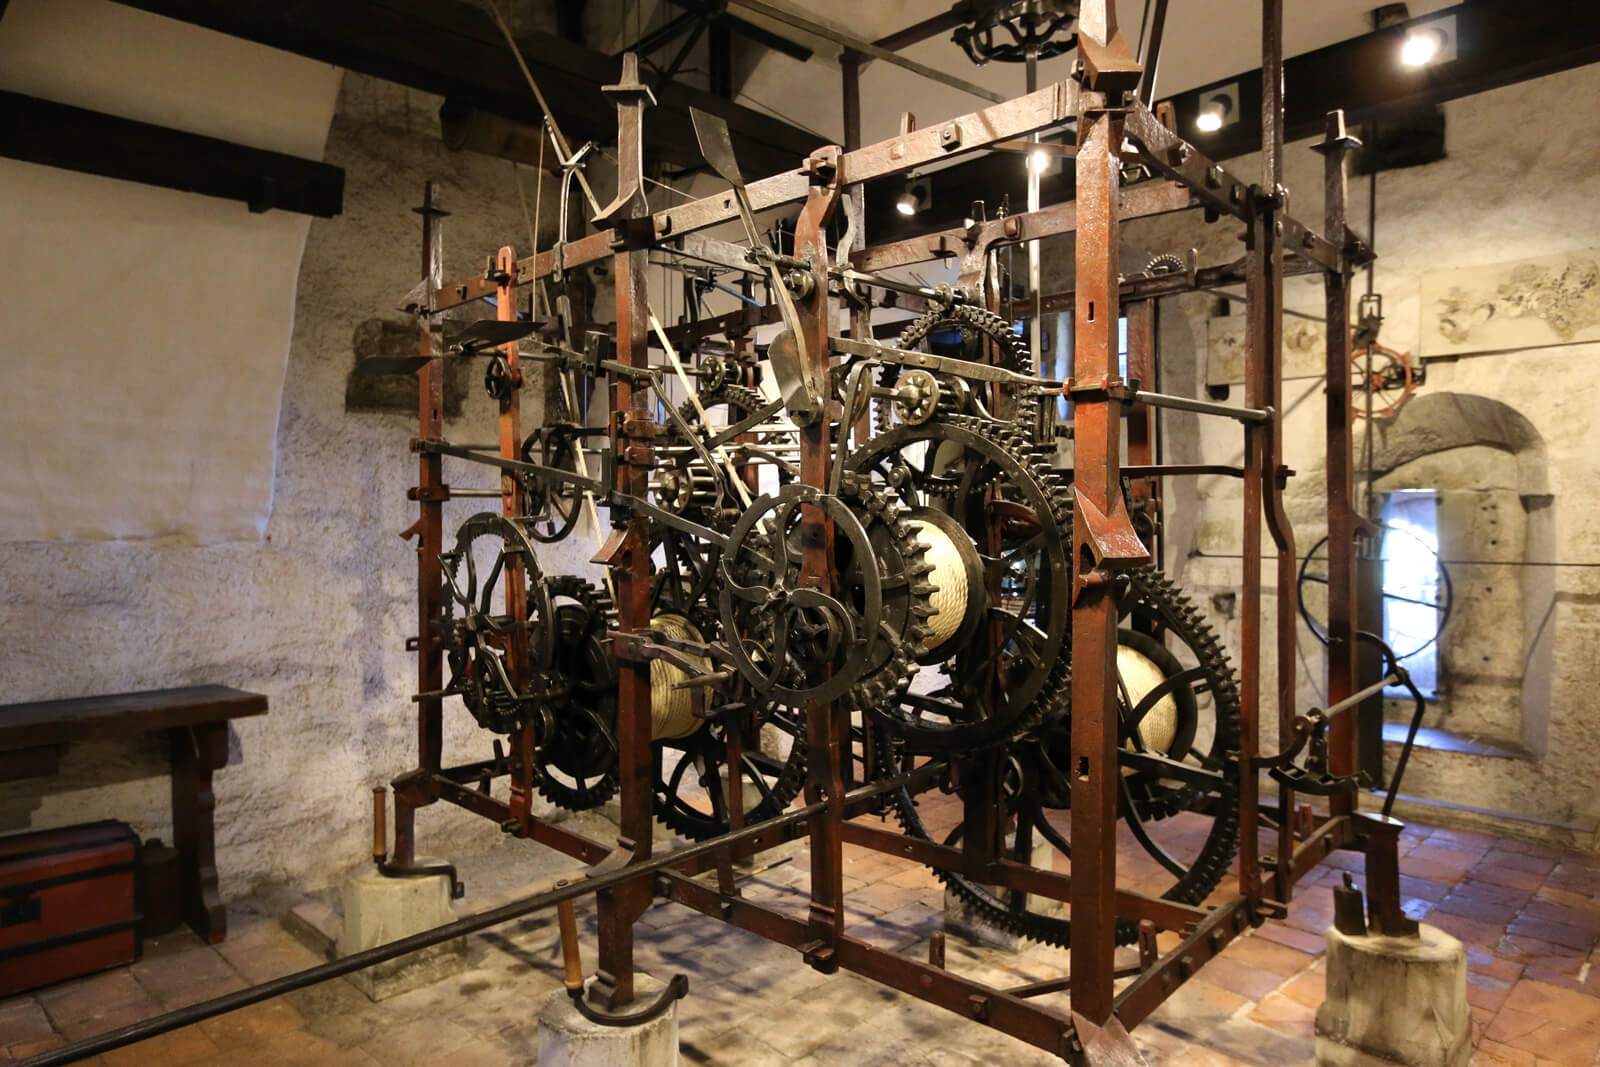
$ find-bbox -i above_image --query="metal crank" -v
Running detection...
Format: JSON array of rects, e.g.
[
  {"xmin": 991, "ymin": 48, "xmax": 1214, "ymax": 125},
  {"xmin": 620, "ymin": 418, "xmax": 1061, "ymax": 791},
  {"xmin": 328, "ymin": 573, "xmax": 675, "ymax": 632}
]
[{"xmin": 557, "ymin": 898, "xmax": 689, "ymax": 1026}]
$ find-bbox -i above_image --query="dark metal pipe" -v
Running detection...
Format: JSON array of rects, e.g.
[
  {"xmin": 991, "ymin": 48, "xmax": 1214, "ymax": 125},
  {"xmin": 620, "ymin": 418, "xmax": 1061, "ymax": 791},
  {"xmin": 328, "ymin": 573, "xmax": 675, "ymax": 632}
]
[
  {"xmin": 1128, "ymin": 389, "xmax": 1269, "ymax": 423},
  {"xmin": 20, "ymin": 768, "xmax": 937, "ymax": 1067}
]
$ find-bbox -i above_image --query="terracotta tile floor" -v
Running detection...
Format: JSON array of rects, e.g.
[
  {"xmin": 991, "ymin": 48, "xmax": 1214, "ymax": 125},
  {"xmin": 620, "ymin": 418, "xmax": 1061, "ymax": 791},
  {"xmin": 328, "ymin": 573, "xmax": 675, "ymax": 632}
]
[{"xmin": 4, "ymin": 810, "xmax": 1598, "ymax": 1066}]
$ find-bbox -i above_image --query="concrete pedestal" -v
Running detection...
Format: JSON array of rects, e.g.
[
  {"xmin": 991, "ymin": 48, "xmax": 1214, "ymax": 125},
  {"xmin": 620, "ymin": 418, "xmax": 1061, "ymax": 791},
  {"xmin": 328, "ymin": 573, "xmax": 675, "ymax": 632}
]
[
  {"xmin": 337, "ymin": 865, "xmax": 465, "ymax": 1002},
  {"xmin": 1316, "ymin": 923, "xmax": 1470, "ymax": 1067},
  {"xmin": 538, "ymin": 975, "xmax": 680, "ymax": 1067},
  {"xmin": 944, "ymin": 834, "xmax": 1059, "ymax": 950}
]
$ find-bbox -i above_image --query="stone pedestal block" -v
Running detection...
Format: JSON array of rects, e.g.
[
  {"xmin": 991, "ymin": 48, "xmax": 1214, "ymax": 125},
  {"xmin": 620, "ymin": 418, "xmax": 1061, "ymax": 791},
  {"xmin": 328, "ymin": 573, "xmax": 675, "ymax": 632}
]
[
  {"xmin": 944, "ymin": 834, "xmax": 1059, "ymax": 950},
  {"xmin": 337, "ymin": 865, "xmax": 464, "ymax": 1002},
  {"xmin": 1316, "ymin": 923, "xmax": 1470, "ymax": 1067},
  {"xmin": 538, "ymin": 974, "xmax": 679, "ymax": 1067}
]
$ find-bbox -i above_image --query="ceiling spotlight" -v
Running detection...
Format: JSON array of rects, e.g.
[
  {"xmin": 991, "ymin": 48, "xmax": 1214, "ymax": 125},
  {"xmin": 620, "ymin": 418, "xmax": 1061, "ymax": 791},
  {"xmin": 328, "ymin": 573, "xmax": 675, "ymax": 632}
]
[
  {"xmin": 1399, "ymin": 15, "xmax": 1456, "ymax": 69},
  {"xmin": 1195, "ymin": 90, "xmax": 1235, "ymax": 134},
  {"xmin": 1401, "ymin": 29, "xmax": 1440, "ymax": 67},
  {"xmin": 897, "ymin": 176, "xmax": 930, "ymax": 216}
]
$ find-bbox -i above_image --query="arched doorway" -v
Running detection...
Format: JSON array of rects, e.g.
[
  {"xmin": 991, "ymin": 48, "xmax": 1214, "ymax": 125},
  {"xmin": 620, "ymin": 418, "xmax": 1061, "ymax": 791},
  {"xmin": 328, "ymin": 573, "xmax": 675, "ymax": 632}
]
[{"xmin": 1368, "ymin": 393, "xmax": 1554, "ymax": 753}]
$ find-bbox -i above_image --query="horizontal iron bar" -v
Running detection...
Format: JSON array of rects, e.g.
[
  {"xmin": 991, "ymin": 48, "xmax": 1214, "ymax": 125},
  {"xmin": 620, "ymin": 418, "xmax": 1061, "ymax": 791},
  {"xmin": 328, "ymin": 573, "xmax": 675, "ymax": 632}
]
[
  {"xmin": 835, "ymin": 822, "xmax": 1207, "ymax": 933},
  {"xmin": 661, "ymin": 870, "xmax": 1082, "ymax": 1058},
  {"xmin": 1119, "ymin": 463, "xmax": 1245, "ymax": 478}
]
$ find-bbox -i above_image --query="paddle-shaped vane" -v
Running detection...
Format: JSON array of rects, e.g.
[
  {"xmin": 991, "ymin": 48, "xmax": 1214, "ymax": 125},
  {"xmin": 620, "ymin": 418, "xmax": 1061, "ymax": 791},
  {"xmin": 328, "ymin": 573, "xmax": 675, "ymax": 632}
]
[
  {"xmin": 353, "ymin": 318, "xmax": 544, "ymax": 376},
  {"xmin": 688, "ymin": 108, "xmax": 820, "ymax": 424}
]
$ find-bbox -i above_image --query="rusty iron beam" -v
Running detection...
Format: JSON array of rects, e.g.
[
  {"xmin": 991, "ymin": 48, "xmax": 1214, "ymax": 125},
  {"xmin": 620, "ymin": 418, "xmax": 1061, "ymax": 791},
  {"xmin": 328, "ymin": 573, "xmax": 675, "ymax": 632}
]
[
  {"xmin": 661, "ymin": 872, "xmax": 1085, "ymax": 1059},
  {"xmin": 591, "ymin": 57, "xmax": 658, "ymax": 1012},
  {"xmin": 850, "ymin": 181, "xmax": 1194, "ymax": 273},
  {"xmin": 392, "ymin": 181, "xmax": 449, "ymax": 869},
  {"xmin": 836, "ymin": 822, "xmax": 1207, "ymax": 932},
  {"xmin": 423, "ymin": 80, "xmax": 1080, "ymax": 313},
  {"xmin": 794, "ymin": 146, "xmax": 848, "ymax": 965},
  {"xmin": 1317, "ymin": 111, "xmax": 1362, "ymax": 815}
]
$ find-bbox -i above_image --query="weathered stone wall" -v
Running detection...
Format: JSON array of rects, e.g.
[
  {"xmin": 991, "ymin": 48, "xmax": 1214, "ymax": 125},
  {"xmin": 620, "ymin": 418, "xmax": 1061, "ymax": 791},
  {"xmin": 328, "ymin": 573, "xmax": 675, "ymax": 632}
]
[{"xmin": 0, "ymin": 71, "xmax": 600, "ymax": 893}]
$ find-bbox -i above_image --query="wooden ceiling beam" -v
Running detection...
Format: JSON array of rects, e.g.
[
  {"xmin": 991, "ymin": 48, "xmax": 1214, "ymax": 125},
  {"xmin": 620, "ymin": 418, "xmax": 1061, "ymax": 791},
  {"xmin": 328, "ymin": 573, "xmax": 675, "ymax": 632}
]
[{"xmin": 106, "ymin": 0, "xmax": 821, "ymax": 176}]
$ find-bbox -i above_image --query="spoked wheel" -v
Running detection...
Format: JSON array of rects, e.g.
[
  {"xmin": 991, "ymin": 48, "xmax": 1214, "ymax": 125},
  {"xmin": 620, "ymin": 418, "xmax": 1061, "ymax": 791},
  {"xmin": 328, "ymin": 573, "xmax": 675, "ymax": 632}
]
[
  {"xmin": 533, "ymin": 578, "xmax": 619, "ymax": 812},
  {"xmin": 520, "ymin": 425, "xmax": 586, "ymax": 544},
  {"xmin": 653, "ymin": 707, "xmax": 808, "ymax": 841},
  {"xmin": 886, "ymin": 568, "xmax": 1240, "ymax": 947}
]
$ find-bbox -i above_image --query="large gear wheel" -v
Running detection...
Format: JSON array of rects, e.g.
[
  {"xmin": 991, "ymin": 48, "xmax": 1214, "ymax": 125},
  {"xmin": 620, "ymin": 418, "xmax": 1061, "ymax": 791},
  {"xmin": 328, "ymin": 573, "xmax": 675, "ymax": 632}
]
[
  {"xmin": 717, "ymin": 479, "xmax": 933, "ymax": 715},
  {"xmin": 653, "ymin": 707, "xmax": 809, "ymax": 841},
  {"xmin": 884, "ymin": 567, "xmax": 1241, "ymax": 948},
  {"xmin": 532, "ymin": 577, "xmax": 620, "ymax": 812},
  {"xmin": 845, "ymin": 415, "xmax": 1073, "ymax": 750}
]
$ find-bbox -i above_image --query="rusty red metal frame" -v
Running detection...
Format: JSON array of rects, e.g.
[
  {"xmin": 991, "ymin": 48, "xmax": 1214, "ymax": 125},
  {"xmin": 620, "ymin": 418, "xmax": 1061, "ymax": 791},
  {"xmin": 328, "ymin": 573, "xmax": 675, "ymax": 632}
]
[
  {"xmin": 5, "ymin": 8, "xmax": 1408, "ymax": 1067},
  {"xmin": 380, "ymin": 0, "xmax": 1391, "ymax": 1054}
]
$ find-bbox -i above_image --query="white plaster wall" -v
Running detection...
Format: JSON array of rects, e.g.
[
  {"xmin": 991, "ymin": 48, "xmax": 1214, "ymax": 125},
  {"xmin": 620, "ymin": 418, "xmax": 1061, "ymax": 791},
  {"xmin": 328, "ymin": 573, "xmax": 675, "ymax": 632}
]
[
  {"xmin": 0, "ymin": 52, "xmax": 596, "ymax": 892},
  {"xmin": 0, "ymin": 0, "xmax": 343, "ymax": 543}
]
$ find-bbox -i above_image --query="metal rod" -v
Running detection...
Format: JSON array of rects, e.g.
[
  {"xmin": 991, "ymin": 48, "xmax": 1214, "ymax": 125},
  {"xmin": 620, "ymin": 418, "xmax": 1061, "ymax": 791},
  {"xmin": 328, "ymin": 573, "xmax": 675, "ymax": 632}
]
[
  {"xmin": 20, "ymin": 769, "xmax": 937, "ymax": 1067},
  {"xmin": 1128, "ymin": 389, "xmax": 1269, "ymax": 423},
  {"xmin": 1319, "ymin": 673, "xmax": 1400, "ymax": 721}
]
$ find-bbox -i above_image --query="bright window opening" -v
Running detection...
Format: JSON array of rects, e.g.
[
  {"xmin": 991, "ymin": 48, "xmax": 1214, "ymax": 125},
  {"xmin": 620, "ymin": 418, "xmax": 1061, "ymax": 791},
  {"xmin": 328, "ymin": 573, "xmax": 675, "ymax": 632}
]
[{"xmin": 1379, "ymin": 489, "xmax": 1442, "ymax": 697}]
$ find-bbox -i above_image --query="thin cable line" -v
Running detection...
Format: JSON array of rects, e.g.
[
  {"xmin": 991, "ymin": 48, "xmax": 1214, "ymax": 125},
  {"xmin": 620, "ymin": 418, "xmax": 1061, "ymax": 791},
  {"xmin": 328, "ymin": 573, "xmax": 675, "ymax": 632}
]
[{"xmin": 484, "ymin": 0, "xmax": 602, "ymax": 217}]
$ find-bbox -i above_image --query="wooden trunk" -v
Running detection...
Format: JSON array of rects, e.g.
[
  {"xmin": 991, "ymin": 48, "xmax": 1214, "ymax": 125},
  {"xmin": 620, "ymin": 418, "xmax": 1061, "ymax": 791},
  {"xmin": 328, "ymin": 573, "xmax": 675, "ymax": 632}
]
[{"xmin": 0, "ymin": 821, "xmax": 140, "ymax": 996}]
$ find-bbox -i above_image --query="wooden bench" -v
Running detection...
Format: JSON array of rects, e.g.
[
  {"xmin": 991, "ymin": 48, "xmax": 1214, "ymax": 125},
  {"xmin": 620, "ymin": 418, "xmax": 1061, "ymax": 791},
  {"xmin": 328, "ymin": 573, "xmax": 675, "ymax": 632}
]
[{"xmin": 0, "ymin": 685, "xmax": 268, "ymax": 943}]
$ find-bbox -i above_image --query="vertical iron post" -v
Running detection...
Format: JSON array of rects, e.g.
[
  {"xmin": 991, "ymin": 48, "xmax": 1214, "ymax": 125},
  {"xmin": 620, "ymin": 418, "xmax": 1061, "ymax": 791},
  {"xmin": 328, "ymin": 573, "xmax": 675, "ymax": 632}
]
[
  {"xmin": 796, "ymin": 147, "xmax": 846, "ymax": 964},
  {"xmin": 594, "ymin": 54, "xmax": 656, "ymax": 1010},
  {"xmin": 1067, "ymin": 90, "xmax": 1136, "ymax": 1026},
  {"xmin": 396, "ymin": 181, "xmax": 449, "ymax": 867},
  {"xmin": 1316, "ymin": 111, "xmax": 1363, "ymax": 812},
  {"xmin": 1260, "ymin": 0, "xmax": 1300, "ymax": 904}
]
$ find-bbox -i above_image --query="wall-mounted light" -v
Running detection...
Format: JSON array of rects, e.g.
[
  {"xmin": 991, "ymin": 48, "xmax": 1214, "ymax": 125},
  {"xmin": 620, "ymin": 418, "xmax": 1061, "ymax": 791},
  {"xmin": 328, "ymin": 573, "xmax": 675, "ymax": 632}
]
[
  {"xmin": 897, "ymin": 176, "xmax": 930, "ymax": 216},
  {"xmin": 1193, "ymin": 82, "xmax": 1240, "ymax": 135},
  {"xmin": 1400, "ymin": 14, "xmax": 1456, "ymax": 68}
]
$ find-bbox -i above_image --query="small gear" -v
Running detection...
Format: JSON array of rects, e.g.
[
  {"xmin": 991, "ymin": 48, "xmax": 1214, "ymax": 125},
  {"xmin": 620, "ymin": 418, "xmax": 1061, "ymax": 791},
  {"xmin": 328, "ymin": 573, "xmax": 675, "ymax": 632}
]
[{"xmin": 884, "ymin": 303, "xmax": 1046, "ymax": 447}]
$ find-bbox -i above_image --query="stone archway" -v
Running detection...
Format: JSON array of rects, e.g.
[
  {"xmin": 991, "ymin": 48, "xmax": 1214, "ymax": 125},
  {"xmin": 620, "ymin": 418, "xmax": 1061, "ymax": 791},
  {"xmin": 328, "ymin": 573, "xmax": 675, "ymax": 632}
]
[{"xmin": 1369, "ymin": 392, "xmax": 1554, "ymax": 753}]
